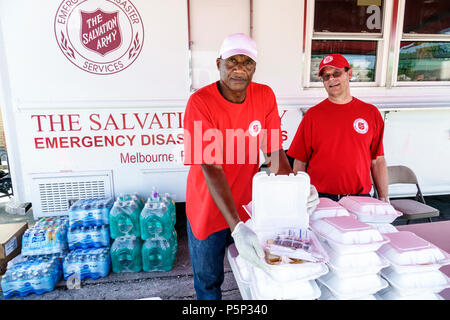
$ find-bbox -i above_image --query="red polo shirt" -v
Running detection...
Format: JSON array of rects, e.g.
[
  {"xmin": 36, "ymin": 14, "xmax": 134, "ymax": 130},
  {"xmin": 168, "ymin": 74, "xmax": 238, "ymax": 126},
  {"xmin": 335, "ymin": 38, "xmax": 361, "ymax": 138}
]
[
  {"xmin": 183, "ymin": 81, "xmax": 283, "ymax": 240},
  {"xmin": 287, "ymin": 97, "xmax": 385, "ymax": 195}
]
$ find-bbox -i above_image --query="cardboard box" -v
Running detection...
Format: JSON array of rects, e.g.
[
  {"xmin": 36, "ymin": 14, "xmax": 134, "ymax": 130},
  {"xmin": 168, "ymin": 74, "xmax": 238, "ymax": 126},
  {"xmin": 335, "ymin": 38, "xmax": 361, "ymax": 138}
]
[{"xmin": 0, "ymin": 222, "xmax": 28, "ymax": 276}]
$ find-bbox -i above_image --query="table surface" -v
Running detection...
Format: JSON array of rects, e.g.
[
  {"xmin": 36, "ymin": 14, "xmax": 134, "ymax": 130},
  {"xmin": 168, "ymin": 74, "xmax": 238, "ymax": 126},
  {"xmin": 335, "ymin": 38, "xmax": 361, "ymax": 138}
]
[{"xmin": 396, "ymin": 221, "xmax": 450, "ymax": 300}]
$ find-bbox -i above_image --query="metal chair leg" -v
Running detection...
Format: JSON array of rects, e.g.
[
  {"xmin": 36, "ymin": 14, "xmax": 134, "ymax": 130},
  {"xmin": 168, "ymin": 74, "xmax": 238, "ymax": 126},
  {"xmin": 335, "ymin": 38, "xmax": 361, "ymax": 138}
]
[{"xmin": 428, "ymin": 217, "xmax": 433, "ymax": 223}]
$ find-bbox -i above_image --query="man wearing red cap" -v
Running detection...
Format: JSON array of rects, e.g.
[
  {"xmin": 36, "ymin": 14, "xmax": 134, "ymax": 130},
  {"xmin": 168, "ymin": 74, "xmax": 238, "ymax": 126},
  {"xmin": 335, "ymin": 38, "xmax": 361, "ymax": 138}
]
[
  {"xmin": 183, "ymin": 33, "xmax": 319, "ymax": 300},
  {"xmin": 287, "ymin": 54, "xmax": 389, "ymax": 203}
]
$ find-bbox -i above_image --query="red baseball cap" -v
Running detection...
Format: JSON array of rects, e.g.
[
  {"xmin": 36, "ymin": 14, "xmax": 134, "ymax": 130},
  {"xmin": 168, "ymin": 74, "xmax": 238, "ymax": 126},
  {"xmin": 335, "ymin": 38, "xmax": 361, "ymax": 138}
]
[{"xmin": 318, "ymin": 54, "xmax": 350, "ymax": 77}]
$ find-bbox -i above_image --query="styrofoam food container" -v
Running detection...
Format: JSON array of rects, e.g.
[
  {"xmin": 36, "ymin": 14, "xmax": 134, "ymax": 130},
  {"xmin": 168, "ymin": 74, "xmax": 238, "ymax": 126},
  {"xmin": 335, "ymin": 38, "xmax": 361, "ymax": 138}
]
[
  {"xmin": 366, "ymin": 222, "xmax": 399, "ymax": 234},
  {"xmin": 230, "ymin": 228, "xmax": 329, "ymax": 283},
  {"xmin": 227, "ymin": 244, "xmax": 252, "ymax": 299},
  {"xmin": 310, "ymin": 197, "xmax": 350, "ymax": 221},
  {"xmin": 377, "ymin": 231, "xmax": 450, "ymax": 266},
  {"xmin": 385, "ymin": 257, "xmax": 450, "ymax": 274},
  {"xmin": 251, "ymin": 172, "xmax": 310, "ymax": 233},
  {"xmin": 321, "ymin": 241, "xmax": 390, "ymax": 278},
  {"xmin": 257, "ymin": 227, "xmax": 329, "ymax": 262},
  {"xmin": 317, "ymin": 269, "xmax": 388, "ymax": 299},
  {"xmin": 261, "ymin": 258, "xmax": 329, "ymax": 282},
  {"xmin": 259, "ymin": 255, "xmax": 328, "ymax": 282},
  {"xmin": 311, "ymin": 216, "xmax": 389, "ymax": 254},
  {"xmin": 235, "ymin": 255, "xmax": 251, "ymax": 283},
  {"xmin": 380, "ymin": 266, "xmax": 450, "ymax": 295},
  {"xmin": 375, "ymin": 287, "xmax": 445, "ymax": 300},
  {"xmin": 318, "ymin": 283, "xmax": 376, "ymax": 300},
  {"xmin": 249, "ymin": 269, "xmax": 321, "ymax": 300},
  {"xmin": 338, "ymin": 196, "xmax": 402, "ymax": 224}
]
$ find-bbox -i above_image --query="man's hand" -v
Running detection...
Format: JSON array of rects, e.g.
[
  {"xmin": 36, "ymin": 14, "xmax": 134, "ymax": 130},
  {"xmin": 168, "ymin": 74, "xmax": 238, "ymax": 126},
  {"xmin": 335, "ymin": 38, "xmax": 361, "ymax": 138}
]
[
  {"xmin": 232, "ymin": 222, "xmax": 270, "ymax": 273},
  {"xmin": 379, "ymin": 197, "xmax": 390, "ymax": 204},
  {"xmin": 265, "ymin": 149, "xmax": 294, "ymax": 175},
  {"xmin": 307, "ymin": 185, "xmax": 320, "ymax": 216}
]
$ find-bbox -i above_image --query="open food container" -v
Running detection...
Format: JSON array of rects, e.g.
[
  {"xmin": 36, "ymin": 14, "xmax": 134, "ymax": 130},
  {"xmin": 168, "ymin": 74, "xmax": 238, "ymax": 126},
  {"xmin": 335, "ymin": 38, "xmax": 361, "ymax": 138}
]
[
  {"xmin": 227, "ymin": 244, "xmax": 252, "ymax": 300},
  {"xmin": 338, "ymin": 196, "xmax": 403, "ymax": 224},
  {"xmin": 311, "ymin": 216, "xmax": 389, "ymax": 255},
  {"xmin": 250, "ymin": 172, "xmax": 310, "ymax": 234},
  {"xmin": 243, "ymin": 172, "xmax": 330, "ymax": 281}
]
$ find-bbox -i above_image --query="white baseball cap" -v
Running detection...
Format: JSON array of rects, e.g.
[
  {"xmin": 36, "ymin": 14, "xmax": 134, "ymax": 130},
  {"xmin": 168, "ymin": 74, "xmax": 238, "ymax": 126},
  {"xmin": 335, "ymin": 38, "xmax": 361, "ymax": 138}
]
[{"xmin": 218, "ymin": 33, "xmax": 257, "ymax": 63}]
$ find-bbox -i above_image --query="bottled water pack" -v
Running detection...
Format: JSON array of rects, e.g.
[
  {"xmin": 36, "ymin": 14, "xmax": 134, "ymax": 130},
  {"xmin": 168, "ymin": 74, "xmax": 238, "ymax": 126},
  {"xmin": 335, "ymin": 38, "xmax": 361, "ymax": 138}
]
[
  {"xmin": 21, "ymin": 216, "xmax": 69, "ymax": 257},
  {"xmin": 68, "ymin": 198, "xmax": 114, "ymax": 228},
  {"xmin": 109, "ymin": 198, "xmax": 141, "ymax": 239},
  {"xmin": 142, "ymin": 230, "xmax": 178, "ymax": 272},
  {"xmin": 110, "ymin": 235, "xmax": 142, "ymax": 273},
  {"xmin": 1, "ymin": 255, "xmax": 62, "ymax": 299},
  {"xmin": 117, "ymin": 193, "xmax": 145, "ymax": 210},
  {"xmin": 140, "ymin": 188, "xmax": 176, "ymax": 240},
  {"xmin": 67, "ymin": 225, "xmax": 110, "ymax": 250},
  {"xmin": 63, "ymin": 247, "xmax": 111, "ymax": 280}
]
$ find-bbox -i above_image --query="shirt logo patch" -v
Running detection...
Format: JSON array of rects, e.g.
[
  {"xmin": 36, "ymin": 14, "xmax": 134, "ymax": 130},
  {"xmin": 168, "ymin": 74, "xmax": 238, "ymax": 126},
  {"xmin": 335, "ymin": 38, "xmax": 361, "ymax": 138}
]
[
  {"xmin": 353, "ymin": 118, "xmax": 369, "ymax": 134},
  {"xmin": 248, "ymin": 120, "xmax": 262, "ymax": 137}
]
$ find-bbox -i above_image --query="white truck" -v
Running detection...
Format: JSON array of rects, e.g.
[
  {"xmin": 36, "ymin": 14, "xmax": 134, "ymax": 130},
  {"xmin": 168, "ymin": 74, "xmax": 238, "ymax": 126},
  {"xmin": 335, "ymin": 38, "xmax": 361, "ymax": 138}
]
[{"xmin": 0, "ymin": 0, "xmax": 449, "ymax": 219}]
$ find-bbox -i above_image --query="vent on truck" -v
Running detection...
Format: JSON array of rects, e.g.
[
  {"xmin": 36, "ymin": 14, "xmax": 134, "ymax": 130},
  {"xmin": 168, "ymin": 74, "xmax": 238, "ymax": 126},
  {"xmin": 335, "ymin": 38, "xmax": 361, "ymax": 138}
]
[{"xmin": 30, "ymin": 171, "xmax": 114, "ymax": 217}]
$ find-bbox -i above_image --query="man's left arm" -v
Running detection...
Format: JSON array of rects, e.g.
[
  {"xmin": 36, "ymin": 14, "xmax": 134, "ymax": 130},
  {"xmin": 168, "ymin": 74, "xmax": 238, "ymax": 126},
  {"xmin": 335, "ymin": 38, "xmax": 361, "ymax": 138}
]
[{"xmin": 371, "ymin": 155, "xmax": 389, "ymax": 202}]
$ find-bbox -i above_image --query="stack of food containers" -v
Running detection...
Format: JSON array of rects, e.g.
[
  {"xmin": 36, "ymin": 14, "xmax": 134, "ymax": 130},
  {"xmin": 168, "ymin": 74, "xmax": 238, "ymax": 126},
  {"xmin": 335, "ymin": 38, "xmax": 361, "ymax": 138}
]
[
  {"xmin": 338, "ymin": 196, "xmax": 402, "ymax": 234},
  {"xmin": 227, "ymin": 172, "xmax": 329, "ymax": 300},
  {"xmin": 310, "ymin": 198, "xmax": 390, "ymax": 299},
  {"xmin": 374, "ymin": 231, "xmax": 450, "ymax": 300}
]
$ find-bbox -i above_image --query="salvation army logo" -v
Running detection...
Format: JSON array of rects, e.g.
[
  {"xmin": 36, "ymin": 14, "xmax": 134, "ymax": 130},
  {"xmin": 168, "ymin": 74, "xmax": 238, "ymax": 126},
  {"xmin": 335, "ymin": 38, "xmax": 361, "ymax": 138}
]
[
  {"xmin": 80, "ymin": 10, "xmax": 122, "ymax": 56},
  {"xmin": 353, "ymin": 118, "xmax": 369, "ymax": 134},
  {"xmin": 248, "ymin": 120, "xmax": 262, "ymax": 137},
  {"xmin": 323, "ymin": 55, "xmax": 333, "ymax": 64},
  {"xmin": 54, "ymin": 0, "xmax": 144, "ymax": 75}
]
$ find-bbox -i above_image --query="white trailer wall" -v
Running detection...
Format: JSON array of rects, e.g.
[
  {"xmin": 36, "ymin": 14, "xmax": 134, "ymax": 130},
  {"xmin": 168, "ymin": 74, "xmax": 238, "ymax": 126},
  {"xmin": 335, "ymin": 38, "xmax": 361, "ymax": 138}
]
[{"xmin": 0, "ymin": 0, "xmax": 191, "ymax": 218}]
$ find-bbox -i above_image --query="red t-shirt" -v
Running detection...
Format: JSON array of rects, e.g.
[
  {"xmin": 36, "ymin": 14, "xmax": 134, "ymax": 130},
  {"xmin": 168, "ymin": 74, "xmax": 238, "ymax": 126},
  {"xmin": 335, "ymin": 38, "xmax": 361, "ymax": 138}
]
[
  {"xmin": 287, "ymin": 97, "xmax": 384, "ymax": 195},
  {"xmin": 183, "ymin": 81, "xmax": 283, "ymax": 240}
]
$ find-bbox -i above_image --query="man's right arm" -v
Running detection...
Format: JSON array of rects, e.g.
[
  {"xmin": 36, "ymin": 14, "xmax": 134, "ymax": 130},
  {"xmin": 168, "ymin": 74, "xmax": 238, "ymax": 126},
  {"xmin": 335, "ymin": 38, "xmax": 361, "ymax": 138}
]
[{"xmin": 200, "ymin": 164, "xmax": 241, "ymax": 232}]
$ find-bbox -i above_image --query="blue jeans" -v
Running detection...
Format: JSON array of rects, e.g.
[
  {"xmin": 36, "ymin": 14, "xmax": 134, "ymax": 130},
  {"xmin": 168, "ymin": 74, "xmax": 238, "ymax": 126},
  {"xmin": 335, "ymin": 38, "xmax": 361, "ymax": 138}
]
[{"xmin": 186, "ymin": 220, "xmax": 234, "ymax": 300}]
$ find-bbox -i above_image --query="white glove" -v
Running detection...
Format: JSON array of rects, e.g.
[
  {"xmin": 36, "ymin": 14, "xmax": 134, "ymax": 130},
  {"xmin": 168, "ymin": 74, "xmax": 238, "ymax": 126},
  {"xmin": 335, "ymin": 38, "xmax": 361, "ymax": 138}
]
[
  {"xmin": 307, "ymin": 185, "xmax": 320, "ymax": 216},
  {"xmin": 231, "ymin": 222, "xmax": 270, "ymax": 273}
]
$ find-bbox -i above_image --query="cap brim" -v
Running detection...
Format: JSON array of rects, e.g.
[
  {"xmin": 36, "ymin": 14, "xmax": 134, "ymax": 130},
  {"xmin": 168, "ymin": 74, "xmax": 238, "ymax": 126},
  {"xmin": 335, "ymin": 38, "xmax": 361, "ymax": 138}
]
[
  {"xmin": 220, "ymin": 49, "xmax": 257, "ymax": 63},
  {"xmin": 318, "ymin": 64, "xmax": 346, "ymax": 77}
]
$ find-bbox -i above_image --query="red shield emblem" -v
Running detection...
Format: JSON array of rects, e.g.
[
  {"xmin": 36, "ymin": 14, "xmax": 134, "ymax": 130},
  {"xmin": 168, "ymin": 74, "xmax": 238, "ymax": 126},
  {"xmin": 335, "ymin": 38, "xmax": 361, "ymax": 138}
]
[
  {"xmin": 80, "ymin": 10, "xmax": 122, "ymax": 56},
  {"xmin": 358, "ymin": 122, "xmax": 365, "ymax": 131}
]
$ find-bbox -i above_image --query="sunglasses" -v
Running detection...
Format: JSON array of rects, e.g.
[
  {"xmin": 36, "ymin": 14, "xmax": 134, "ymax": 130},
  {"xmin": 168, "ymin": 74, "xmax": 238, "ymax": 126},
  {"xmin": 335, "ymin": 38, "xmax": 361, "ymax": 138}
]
[{"xmin": 322, "ymin": 69, "xmax": 347, "ymax": 82}]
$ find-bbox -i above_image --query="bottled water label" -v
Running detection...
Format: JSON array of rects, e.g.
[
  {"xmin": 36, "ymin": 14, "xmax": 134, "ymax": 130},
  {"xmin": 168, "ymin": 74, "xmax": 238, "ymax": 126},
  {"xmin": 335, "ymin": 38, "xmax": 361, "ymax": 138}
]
[{"xmin": 21, "ymin": 217, "xmax": 69, "ymax": 257}]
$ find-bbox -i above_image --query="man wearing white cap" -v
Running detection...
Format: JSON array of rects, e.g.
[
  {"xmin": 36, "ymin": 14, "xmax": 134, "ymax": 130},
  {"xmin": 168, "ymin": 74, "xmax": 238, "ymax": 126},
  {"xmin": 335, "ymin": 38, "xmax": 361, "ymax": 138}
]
[
  {"xmin": 288, "ymin": 54, "xmax": 389, "ymax": 203},
  {"xmin": 183, "ymin": 33, "xmax": 319, "ymax": 299}
]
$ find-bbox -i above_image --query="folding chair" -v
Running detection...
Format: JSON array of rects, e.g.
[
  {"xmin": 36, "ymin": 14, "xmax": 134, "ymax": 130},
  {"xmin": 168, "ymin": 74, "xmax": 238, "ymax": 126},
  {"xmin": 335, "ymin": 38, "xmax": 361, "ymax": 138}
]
[{"xmin": 385, "ymin": 165, "xmax": 439, "ymax": 224}]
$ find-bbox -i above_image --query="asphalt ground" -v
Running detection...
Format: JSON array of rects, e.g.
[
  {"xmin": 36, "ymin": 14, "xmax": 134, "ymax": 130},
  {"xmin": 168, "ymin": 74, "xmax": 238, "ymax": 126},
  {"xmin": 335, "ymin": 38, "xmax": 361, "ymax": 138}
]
[{"xmin": 0, "ymin": 195, "xmax": 449, "ymax": 300}]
